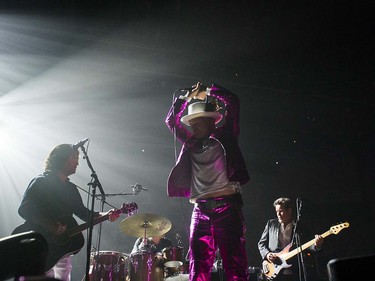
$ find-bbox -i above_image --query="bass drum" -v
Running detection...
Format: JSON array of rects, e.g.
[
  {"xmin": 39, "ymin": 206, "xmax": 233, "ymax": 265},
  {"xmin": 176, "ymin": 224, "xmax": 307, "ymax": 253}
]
[
  {"xmin": 88, "ymin": 251, "xmax": 130, "ymax": 281},
  {"xmin": 130, "ymin": 251, "xmax": 164, "ymax": 281}
]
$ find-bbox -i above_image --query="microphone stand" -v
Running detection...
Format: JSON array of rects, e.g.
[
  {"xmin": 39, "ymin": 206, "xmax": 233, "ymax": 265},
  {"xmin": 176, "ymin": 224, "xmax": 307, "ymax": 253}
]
[
  {"xmin": 75, "ymin": 185, "xmax": 140, "ymax": 202},
  {"xmin": 291, "ymin": 199, "xmax": 307, "ymax": 281},
  {"xmin": 79, "ymin": 145, "xmax": 106, "ymax": 281}
]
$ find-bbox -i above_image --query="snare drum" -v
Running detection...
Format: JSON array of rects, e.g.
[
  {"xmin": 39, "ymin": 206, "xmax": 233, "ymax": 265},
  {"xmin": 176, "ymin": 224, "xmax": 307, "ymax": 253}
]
[
  {"xmin": 163, "ymin": 246, "xmax": 183, "ymax": 268},
  {"xmin": 130, "ymin": 251, "xmax": 164, "ymax": 281},
  {"xmin": 88, "ymin": 251, "xmax": 130, "ymax": 281}
]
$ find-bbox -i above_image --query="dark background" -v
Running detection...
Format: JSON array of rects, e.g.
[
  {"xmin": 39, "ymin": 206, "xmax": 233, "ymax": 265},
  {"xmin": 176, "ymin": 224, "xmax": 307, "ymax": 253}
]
[{"xmin": 0, "ymin": 0, "xmax": 374, "ymax": 280}]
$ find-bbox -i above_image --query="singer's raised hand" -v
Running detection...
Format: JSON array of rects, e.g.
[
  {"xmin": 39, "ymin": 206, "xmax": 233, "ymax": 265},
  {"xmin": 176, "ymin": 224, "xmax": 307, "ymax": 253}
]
[{"xmin": 188, "ymin": 82, "xmax": 207, "ymax": 100}]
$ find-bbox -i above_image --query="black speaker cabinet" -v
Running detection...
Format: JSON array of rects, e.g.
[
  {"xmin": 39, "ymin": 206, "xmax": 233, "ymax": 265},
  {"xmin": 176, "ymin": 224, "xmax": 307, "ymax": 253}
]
[
  {"xmin": 327, "ymin": 254, "xmax": 375, "ymax": 281},
  {"xmin": 0, "ymin": 231, "xmax": 48, "ymax": 280}
]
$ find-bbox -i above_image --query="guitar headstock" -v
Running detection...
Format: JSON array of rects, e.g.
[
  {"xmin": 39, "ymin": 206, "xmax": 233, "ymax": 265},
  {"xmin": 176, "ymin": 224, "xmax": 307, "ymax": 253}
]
[
  {"xmin": 330, "ymin": 222, "xmax": 349, "ymax": 234},
  {"xmin": 117, "ymin": 202, "xmax": 138, "ymax": 216}
]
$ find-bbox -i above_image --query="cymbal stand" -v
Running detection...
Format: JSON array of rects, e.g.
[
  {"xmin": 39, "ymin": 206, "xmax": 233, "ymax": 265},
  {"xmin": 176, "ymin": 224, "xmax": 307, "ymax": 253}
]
[
  {"xmin": 142, "ymin": 223, "xmax": 149, "ymax": 246},
  {"xmin": 141, "ymin": 224, "xmax": 154, "ymax": 281}
]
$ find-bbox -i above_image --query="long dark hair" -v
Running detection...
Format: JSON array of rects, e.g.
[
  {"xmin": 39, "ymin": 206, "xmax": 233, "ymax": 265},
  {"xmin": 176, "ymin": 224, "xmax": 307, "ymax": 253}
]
[{"xmin": 44, "ymin": 144, "xmax": 78, "ymax": 172}]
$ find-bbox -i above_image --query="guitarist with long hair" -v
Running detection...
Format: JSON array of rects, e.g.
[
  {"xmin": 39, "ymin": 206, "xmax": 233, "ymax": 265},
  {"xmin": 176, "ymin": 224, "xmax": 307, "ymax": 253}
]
[
  {"xmin": 14, "ymin": 143, "xmax": 120, "ymax": 281},
  {"xmin": 258, "ymin": 197, "xmax": 324, "ymax": 281}
]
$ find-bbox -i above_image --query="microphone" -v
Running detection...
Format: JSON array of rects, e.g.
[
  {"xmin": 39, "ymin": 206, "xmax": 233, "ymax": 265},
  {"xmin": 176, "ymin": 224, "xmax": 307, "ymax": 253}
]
[
  {"xmin": 133, "ymin": 184, "xmax": 147, "ymax": 194},
  {"xmin": 72, "ymin": 138, "xmax": 89, "ymax": 150},
  {"xmin": 177, "ymin": 87, "xmax": 194, "ymax": 92},
  {"xmin": 177, "ymin": 84, "xmax": 208, "ymax": 92}
]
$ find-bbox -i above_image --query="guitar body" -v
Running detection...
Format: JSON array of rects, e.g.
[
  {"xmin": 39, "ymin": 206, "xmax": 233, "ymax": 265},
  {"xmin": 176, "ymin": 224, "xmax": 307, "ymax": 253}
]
[
  {"xmin": 262, "ymin": 244, "xmax": 292, "ymax": 280},
  {"xmin": 12, "ymin": 202, "xmax": 138, "ymax": 272},
  {"xmin": 12, "ymin": 217, "xmax": 85, "ymax": 271}
]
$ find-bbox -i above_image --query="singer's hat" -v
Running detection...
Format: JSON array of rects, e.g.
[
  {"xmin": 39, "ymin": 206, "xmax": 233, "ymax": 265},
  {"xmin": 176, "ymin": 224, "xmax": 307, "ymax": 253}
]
[{"xmin": 181, "ymin": 101, "xmax": 222, "ymax": 126}]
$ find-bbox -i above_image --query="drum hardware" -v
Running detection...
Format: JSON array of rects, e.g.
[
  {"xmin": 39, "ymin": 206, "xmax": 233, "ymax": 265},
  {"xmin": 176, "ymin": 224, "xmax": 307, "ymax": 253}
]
[
  {"xmin": 175, "ymin": 233, "xmax": 182, "ymax": 246},
  {"xmin": 146, "ymin": 254, "xmax": 153, "ymax": 273}
]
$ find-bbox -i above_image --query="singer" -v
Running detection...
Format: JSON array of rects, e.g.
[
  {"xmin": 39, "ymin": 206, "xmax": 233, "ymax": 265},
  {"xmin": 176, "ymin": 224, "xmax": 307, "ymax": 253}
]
[
  {"xmin": 258, "ymin": 197, "xmax": 324, "ymax": 281},
  {"xmin": 13, "ymin": 143, "xmax": 120, "ymax": 281},
  {"xmin": 165, "ymin": 82, "xmax": 250, "ymax": 281}
]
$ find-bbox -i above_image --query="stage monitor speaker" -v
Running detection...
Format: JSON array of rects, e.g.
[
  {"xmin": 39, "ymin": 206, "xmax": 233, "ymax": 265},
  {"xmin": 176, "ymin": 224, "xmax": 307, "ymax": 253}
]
[
  {"xmin": 327, "ymin": 254, "xmax": 375, "ymax": 281},
  {"xmin": 0, "ymin": 231, "xmax": 48, "ymax": 280}
]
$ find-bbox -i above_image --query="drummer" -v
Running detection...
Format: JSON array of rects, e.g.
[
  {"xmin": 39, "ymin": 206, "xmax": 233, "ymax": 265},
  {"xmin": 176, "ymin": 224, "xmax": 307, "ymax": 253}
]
[{"xmin": 131, "ymin": 235, "xmax": 172, "ymax": 257}]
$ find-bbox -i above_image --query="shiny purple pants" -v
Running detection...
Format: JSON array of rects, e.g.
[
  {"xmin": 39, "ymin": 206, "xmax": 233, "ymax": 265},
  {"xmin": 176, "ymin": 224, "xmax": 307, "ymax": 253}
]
[{"xmin": 189, "ymin": 202, "xmax": 248, "ymax": 281}]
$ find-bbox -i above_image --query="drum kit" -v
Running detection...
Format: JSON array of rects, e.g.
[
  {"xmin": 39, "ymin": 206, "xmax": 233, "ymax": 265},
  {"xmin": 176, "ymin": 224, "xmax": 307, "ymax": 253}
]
[{"xmin": 88, "ymin": 213, "xmax": 188, "ymax": 281}]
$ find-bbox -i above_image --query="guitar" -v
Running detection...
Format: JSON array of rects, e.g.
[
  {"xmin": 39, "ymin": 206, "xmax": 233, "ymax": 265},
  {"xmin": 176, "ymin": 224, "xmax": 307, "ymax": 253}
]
[
  {"xmin": 262, "ymin": 222, "xmax": 349, "ymax": 280},
  {"xmin": 12, "ymin": 201, "xmax": 138, "ymax": 270}
]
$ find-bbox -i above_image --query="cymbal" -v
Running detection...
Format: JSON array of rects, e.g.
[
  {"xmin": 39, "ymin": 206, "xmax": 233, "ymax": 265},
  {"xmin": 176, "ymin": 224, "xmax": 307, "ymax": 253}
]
[{"xmin": 119, "ymin": 213, "xmax": 172, "ymax": 237}]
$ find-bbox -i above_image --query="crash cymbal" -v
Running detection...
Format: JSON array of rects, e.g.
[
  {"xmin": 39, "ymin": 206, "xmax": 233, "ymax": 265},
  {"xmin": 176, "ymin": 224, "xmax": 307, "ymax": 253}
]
[{"xmin": 119, "ymin": 213, "xmax": 172, "ymax": 237}]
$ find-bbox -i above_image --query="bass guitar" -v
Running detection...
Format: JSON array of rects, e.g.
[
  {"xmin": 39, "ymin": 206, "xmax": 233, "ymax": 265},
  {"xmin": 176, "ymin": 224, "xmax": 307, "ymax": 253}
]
[
  {"xmin": 262, "ymin": 222, "xmax": 349, "ymax": 280},
  {"xmin": 12, "ymin": 201, "xmax": 138, "ymax": 270}
]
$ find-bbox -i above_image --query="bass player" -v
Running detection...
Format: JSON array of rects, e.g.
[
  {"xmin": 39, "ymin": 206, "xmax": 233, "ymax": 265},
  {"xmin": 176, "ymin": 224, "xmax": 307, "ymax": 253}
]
[{"xmin": 258, "ymin": 197, "xmax": 324, "ymax": 281}]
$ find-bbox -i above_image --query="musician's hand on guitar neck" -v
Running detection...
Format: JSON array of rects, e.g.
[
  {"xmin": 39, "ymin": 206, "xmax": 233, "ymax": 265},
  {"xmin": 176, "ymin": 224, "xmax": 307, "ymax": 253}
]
[
  {"xmin": 102, "ymin": 209, "xmax": 120, "ymax": 222},
  {"xmin": 314, "ymin": 234, "xmax": 324, "ymax": 250}
]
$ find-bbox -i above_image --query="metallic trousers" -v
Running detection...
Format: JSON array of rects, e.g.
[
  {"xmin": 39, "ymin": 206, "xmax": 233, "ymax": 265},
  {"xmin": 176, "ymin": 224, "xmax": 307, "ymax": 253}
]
[{"xmin": 189, "ymin": 202, "xmax": 248, "ymax": 281}]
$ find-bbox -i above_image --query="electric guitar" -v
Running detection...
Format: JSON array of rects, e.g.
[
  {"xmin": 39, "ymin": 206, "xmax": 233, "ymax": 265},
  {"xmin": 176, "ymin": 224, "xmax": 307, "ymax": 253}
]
[
  {"xmin": 262, "ymin": 222, "xmax": 349, "ymax": 280},
  {"xmin": 12, "ymin": 202, "xmax": 138, "ymax": 270}
]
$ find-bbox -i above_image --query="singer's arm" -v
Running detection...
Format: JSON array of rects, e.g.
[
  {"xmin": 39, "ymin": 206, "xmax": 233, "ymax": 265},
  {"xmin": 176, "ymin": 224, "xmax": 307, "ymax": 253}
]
[
  {"xmin": 165, "ymin": 81, "xmax": 219, "ymax": 142},
  {"xmin": 165, "ymin": 95, "xmax": 191, "ymax": 143},
  {"xmin": 209, "ymin": 84, "xmax": 240, "ymax": 137}
]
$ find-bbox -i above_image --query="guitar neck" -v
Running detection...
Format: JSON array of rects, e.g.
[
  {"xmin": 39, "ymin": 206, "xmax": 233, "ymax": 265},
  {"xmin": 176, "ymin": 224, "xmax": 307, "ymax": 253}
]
[
  {"xmin": 68, "ymin": 213, "xmax": 109, "ymax": 237},
  {"xmin": 283, "ymin": 229, "xmax": 331, "ymax": 261}
]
